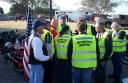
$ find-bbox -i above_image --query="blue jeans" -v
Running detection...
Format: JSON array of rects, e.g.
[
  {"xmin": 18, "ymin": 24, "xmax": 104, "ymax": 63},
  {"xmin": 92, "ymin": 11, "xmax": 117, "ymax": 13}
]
[
  {"xmin": 72, "ymin": 67, "xmax": 93, "ymax": 83},
  {"xmin": 29, "ymin": 64, "xmax": 44, "ymax": 83},
  {"xmin": 112, "ymin": 52, "xmax": 122, "ymax": 79}
]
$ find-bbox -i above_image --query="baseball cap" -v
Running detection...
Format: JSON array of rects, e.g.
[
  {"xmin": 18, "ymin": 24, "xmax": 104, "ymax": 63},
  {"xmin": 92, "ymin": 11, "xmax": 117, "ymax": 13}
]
[
  {"xmin": 32, "ymin": 20, "xmax": 50, "ymax": 29},
  {"xmin": 60, "ymin": 16, "xmax": 65, "ymax": 19}
]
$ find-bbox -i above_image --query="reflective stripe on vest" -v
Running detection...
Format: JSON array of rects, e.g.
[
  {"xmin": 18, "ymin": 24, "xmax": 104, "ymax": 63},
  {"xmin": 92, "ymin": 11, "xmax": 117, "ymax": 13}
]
[
  {"xmin": 112, "ymin": 31, "xmax": 126, "ymax": 52},
  {"xmin": 72, "ymin": 34, "xmax": 97, "ymax": 68},
  {"xmin": 41, "ymin": 29, "xmax": 55, "ymax": 55},
  {"xmin": 73, "ymin": 50, "xmax": 96, "ymax": 55},
  {"xmin": 55, "ymin": 34, "xmax": 71, "ymax": 59},
  {"xmin": 72, "ymin": 58, "xmax": 96, "ymax": 62},
  {"xmin": 98, "ymin": 32, "xmax": 109, "ymax": 59}
]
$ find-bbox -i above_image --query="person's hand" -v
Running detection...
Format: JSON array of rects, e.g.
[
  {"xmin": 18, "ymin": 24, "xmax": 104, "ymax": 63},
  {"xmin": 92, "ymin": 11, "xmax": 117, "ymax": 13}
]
[{"xmin": 49, "ymin": 55, "xmax": 52, "ymax": 60}]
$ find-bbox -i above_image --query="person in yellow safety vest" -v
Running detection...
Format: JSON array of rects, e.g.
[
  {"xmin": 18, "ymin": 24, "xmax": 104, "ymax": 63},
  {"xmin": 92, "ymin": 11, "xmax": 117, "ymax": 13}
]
[
  {"xmin": 75, "ymin": 17, "xmax": 96, "ymax": 36},
  {"xmin": 41, "ymin": 29, "xmax": 55, "ymax": 56},
  {"xmin": 92, "ymin": 22, "xmax": 112, "ymax": 83},
  {"xmin": 109, "ymin": 22, "xmax": 126, "ymax": 83},
  {"xmin": 40, "ymin": 20, "xmax": 54, "ymax": 83},
  {"xmin": 57, "ymin": 16, "xmax": 72, "ymax": 36},
  {"xmin": 67, "ymin": 23, "xmax": 97, "ymax": 83},
  {"xmin": 55, "ymin": 25, "xmax": 72, "ymax": 83}
]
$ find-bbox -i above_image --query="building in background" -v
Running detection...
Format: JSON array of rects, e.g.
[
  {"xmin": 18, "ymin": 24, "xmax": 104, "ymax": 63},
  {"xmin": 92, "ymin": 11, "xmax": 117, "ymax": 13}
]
[{"xmin": 55, "ymin": 10, "xmax": 92, "ymax": 22}]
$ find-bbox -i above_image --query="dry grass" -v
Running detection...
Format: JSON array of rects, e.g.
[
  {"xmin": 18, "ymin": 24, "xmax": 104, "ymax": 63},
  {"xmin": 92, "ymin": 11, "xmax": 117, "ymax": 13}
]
[
  {"xmin": 1, "ymin": 21, "xmax": 128, "ymax": 34},
  {"xmin": 0, "ymin": 21, "xmax": 27, "ymax": 35},
  {"xmin": 0, "ymin": 21, "xmax": 27, "ymax": 29},
  {"xmin": 0, "ymin": 21, "xmax": 77, "ymax": 34}
]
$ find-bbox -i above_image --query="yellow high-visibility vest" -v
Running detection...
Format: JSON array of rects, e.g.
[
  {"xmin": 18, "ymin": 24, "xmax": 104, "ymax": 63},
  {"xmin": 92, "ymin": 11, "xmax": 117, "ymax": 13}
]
[
  {"xmin": 55, "ymin": 34, "xmax": 71, "ymax": 60},
  {"xmin": 57, "ymin": 24, "xmax": 62, "ymax": 33},
  {"xmin": 41, "ymin": 29, "xmax": 55, "ymax": 56},
  {"xmin": 72, "ymin": 34, "xmax": 97, "ymax": 68},
  {"xmin": 112, "ymin": 30, "xmax": 126, "ymax": 52},
  {"xmin": 98, "ymin": 32, "xmax": 109, "ymax": 59},
  {"xmin": 105, "ymin": 28, "xmax": 112, "ymax": 35}
]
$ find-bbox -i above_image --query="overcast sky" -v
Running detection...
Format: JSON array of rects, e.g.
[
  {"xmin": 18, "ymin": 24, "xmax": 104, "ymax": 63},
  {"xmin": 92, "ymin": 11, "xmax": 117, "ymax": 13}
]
[{"xmin": 0, "ymin": 0, "xmax": 128, "ymax": 14}]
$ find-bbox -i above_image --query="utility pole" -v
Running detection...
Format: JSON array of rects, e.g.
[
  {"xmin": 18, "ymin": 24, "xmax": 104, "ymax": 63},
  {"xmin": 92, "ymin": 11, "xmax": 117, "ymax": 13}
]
[{"xmin": 50, "ymin": 0, "xmax": 52, "ymax": 22}]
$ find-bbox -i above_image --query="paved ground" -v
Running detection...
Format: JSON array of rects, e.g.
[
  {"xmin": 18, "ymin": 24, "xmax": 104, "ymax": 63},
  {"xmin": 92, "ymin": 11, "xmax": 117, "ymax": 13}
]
[
  {"xmin": 0, "ymin": 54, "xmax": 27, "ymax": 83},
  {"xmin": 105, "ymin": 60, "xmax": 128, "ymax": 83},
  {"xmin": 0, "ymin": 52, "xmax": 128, "ymax": 83}
]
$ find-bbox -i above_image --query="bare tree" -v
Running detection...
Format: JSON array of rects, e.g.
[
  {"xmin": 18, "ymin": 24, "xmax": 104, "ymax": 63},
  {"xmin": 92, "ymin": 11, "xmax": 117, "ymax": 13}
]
[
  {"xmin": 0, "ymin": 7, "xmax": 4, "ymax": 14},
  {"xmin": 3, "ymin": 0, "xmax": 49, "ymax": 8},
  {"xmin": 81, "ymin": 0, "xmax": 119, "ymax": 14}
]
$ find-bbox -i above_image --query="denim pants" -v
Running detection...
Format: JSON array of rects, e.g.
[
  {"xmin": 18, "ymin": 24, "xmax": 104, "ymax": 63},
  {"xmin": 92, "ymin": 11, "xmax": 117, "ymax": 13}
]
[
  {"xmin": 112, "ymin": 52, "xmax": 122, "ymax": 79},
  {"xmin": 72, "ymin": 67, "xmax": 93, "ymax": 83},
  {"xmin": 29, "ymin": 64, "xmax": 44, "ymax": 83}
]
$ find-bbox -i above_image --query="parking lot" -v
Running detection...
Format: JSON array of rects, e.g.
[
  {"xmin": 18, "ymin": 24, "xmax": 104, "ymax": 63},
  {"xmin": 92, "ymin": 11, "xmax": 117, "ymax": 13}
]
[{"xmin": 0, "ymin": 53, "xmax": 128, "ymax": 83}]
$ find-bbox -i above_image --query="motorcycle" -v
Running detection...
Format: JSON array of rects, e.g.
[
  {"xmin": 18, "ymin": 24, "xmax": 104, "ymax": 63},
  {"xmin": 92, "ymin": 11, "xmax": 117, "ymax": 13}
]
[
  {"xmin": 3, "ymin": 41, "xmax": 24, "ymax": 72},
  {"xmin": 0, "ymin": 31, "xmax": 9, "ymax": 49},
  {"xmin": 1, "ymin": 30, "xmax": 25, "ymax": 72},
  {"xmin": 3, "ymin": 42, "xmax": 14, "ymax": 65}
]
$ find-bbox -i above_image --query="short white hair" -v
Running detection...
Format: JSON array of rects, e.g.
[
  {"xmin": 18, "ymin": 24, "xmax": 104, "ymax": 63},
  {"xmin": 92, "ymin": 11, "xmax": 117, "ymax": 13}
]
[
  {"xmin": 111, "ymin": 22, "xmax": 120, "ymax": 29},
  {"xmin": 95, "ymin": 22, "xmax": 105, "ymax": 29}
]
